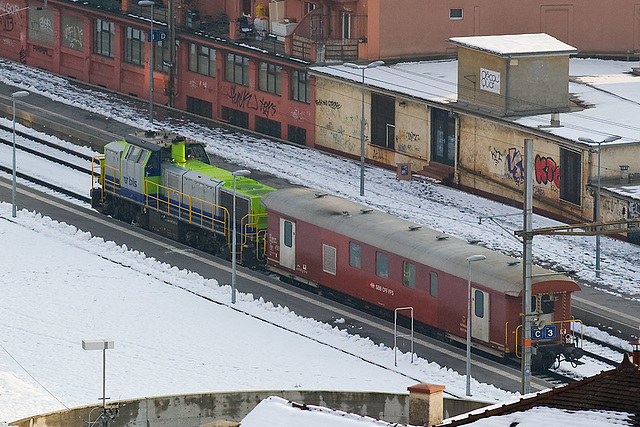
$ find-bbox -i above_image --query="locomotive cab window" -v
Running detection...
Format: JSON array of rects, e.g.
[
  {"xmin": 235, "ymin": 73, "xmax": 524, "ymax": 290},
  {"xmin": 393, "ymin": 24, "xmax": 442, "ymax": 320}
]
[
  {"xmin": 376, "ymin": 252, "xmax": 388, "ymax": 278},
  {"xmin": 402, "ymin": 262, "xmax": 415, "ymax": 288},
  {"xmin": 283, "ymin": 220, "xmax": 293, "ymax": 248},
  {"xmin": 349, "ymin": 242, "xmax": 361, "ymax": 268},
  {"xmin": 474, "ymin": 290, "xmax": 484, "ymax": 318}
]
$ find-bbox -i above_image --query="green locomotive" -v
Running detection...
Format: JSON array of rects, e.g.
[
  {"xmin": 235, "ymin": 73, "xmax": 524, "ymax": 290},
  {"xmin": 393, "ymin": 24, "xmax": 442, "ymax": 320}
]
[{"xmin": 91, "ymin": 131, "xmax": 275, "ymax": 265}]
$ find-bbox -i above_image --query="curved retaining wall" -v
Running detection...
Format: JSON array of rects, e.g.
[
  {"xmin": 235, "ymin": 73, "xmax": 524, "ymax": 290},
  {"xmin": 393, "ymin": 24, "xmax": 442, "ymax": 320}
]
[{"xmin": 10, "ymin": 390, "xmax": 488, "ymax": 427}]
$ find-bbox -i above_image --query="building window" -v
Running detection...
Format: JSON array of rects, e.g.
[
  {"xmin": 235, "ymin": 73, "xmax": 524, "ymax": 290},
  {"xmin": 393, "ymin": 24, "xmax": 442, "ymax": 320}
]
[
  {"xmin": 61, "ymin": 14, "xmax": 84, "ymax": 51},
  {"xmin": 450, "ymin": 8, "xmax": 463, "ymax": 20},
  {"xmin": 560, "ymin": 148, "xmax": 581, "ymax": 205},
  {"xmin": 288, "ymin": 125, "xmax": 307, "ymax": 145},
  {"xmin": 371, "ymin": 93, "xmax": 395, "ymax": 150},
  {"xmin": 153, "ymin": 39, "xmax": 170, "ymax": 72},
  {"xmin": 259, "ymin": 62, "xmax": 282, "ymax": 95},
  {"xmin": 94, "ymin": 19, "xmax": 115, "ymax": 58},
  {"xmin": 226, "ymin": 53, "xmax": 250, "ymax": 86},
  {"xmin": 186, "ymin": 96, "xmax": 213, "ymax": 118},
  {"xmin": 474, "ymin": 290, "xmax": 484, "ymax": 318},
  {"xmin": 189, "ymin": 44, "xmax": 216, "ymax": 77},
  {"xmin": 376, "ymin": 252, "xmax": 388, "ymax": 278},
  {"xmin": 323, "ymin": 244, "xmax": 337, "ymax": 275},
  {"xmin": 305, "ymin": 2, "xmax": 316, "ymax": 14},
  {"xmin": 221, "ymin": 106, "xmax": 249, "ymax": 129},
  {"xmin": 430, "ymin": 272, "xmax": 438, "ymax": 297},
  {"xmin": 29, "ymin": 8, "xmax": 54, "ymax": 45},
  {"xmin": 124, "ymin": 27, "xmax": 145, "ymax": 66},
  {"xmin": 402, "ymin": 262, "xmax": 415, "ymax": 288},
  {"xmin": 292, "ymin": 70, "xmax": 309, "ymax": 103},
  {"xmin": 255, "ymin": 116, "xmax": 282, "ymax": 139},
  {"xmin": 341, "ymin": 12, "xmax": 351, "ymax": 39},
  {"xmin": 349, "ymin": 242, "xmax": 361, "ymax": 268}
]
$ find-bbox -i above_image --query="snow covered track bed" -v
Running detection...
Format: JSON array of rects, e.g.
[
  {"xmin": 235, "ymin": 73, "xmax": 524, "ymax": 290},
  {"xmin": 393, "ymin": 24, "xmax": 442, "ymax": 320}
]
[{"xmin": 0, "ymin": 119, "xmax": 96, "ymax": 203}]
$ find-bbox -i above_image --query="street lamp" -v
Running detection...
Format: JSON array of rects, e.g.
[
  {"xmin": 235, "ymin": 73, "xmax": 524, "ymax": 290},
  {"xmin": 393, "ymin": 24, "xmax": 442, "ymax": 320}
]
[
  {"xmin": 82, "ymin": 339, "xmax": 114, "ymax": 426},
  {"xmin": 11, "ymin": 90, "xmax": 29, "ymax": 218},
  {"xmin": 343, "ymin": 61, "xmax": 384, "ymax": 197},
  {"xmin": 465, "ymin": 254, "xmax": 486, "ymax": 396},
  {"xmin": 139, "ymin": 0, "xmax": 155, "ymax": 126},
  {"xmin": 231, "ymin": 169, "xmax": 251, "ymax": 304},
  {"xmin": 578, "ymin": 135, "xmax": 621, "ymax": 278}
]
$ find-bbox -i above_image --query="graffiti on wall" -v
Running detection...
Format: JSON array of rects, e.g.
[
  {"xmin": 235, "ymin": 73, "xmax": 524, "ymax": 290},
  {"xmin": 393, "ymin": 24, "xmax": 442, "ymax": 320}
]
[
  {"xmin": 0, "ymin": 2, "xmax": 20, "ymax": 32},
  {"xmin": 228, "ymin": 85, "xmax": 276, "ymax": 118},
  {"xmin": 0, "ymin": 14, "xmax": 14, "ymax": 31},
  {"xmin": 315, "ymin": 99, "xmax": 342, "ymax": 110},
  {"xmin": 506, "ymin": 148, "xmax": 524, "ymax": 184},
  {"xmin": 395, "ymin": 129, "xmax": 421, "ymax": 155},
  {"xmin": 488, "ymin": 146, "xmax": 561, "ymax": 192},
  {"xmin": 535, "ymin": 154, "xmax": 560, "ymax": 188},
  {"xmin": 189, "ymin": 79, "xmax": 215, "ymax": 94},
  {"xmin": 32, "ymin": 44, "xmax": 52, "ymax": 57},
  {"xmin": 290, "ymin": 107, "xmax": 309, "ymax": 122},
  {"xmin": 63, "ymin": 23, "xmax": 83, "ymax": 50}
]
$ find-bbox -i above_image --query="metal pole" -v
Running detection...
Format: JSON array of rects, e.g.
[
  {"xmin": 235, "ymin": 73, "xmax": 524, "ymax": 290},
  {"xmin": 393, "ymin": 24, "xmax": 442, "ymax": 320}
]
[
  {"xmin": 149, "ymin": 3, "xmax": 154, "ymax": 125},
  {"xmin": 595, "ymin": 142, "xmax": 601, "ymax": 278},
  {"xmin": 465, "ymin": 254, "xmax": 485, "ymax": 396},
  {"xmin": 359, "ymin": 68, "xmax": 365, "ymax": 197},
  {"xmin": 578, "ymin": 135, "xmax": 620, "ymax": 278},
  {"xmin": 102, "ymin": 347, "xmax": 107, "ymax": 410},
  {"xmin": 230, "ymin": 170, "xmax": 250, "ymax": 304},
  {"xmin": 466, "ymin": 260, "xmax": 472, "ymax": 396},
  {"xmin": 168, "ymin": 0, "xmax": 175, "ymax": 107},
  {"xmin": 11, "ymin": 91, "xmax": 29, "ymax": 218},
  {"xmin": 522, "ymin": 138, "xmax": 533, "ymax": 395},
  {"xmin": 231, "ymin": 174, "xmax": 238, "ymax": 304},
  {"xmin": 12, "ymin": 97, "xmax": 17, "ymax": 218}
]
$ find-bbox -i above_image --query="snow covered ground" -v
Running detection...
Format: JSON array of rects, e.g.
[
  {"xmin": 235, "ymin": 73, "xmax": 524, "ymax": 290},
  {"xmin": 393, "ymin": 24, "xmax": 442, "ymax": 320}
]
[{"xmin": 0, "ymin": 58, "xmax": 638, "ymax": 424}]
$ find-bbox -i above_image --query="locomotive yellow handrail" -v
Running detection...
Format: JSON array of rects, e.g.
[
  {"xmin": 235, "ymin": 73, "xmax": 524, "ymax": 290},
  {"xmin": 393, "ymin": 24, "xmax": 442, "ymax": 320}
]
[
  {"xmin": 95, "ymin": 162, "xmax": 268, "ymax": 263},
  {"xmin": 514, "ymin": 318, "xmax": 583, "ymax": 358},
  {"xmin": 143, "ymin": 179, "xmax": 268, "ymax": 262}
]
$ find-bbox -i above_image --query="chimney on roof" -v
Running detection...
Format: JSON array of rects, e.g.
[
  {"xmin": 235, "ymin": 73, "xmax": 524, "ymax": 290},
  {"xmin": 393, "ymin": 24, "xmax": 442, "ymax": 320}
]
[
  {"xmin": 408, "ymin": 383, "xmax": 445, "ymax": 426},
  {"xmin": 630, "ymin": 338, "xmax": 640, "ymax": 366},
  {"xmin": 620, "ymin": 165, "xmax": 630, "ymax": 184}
]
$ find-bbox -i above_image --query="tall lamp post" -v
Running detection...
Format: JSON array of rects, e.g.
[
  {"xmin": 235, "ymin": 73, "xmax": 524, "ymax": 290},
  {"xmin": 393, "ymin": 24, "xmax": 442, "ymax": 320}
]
[
  {"xmin": 231, "ymin": 169, "xmax": 251, "ymax": 304},
  {"xmin": 578, "ymin": 135, "xmax": 621, "ymax": 278},
  {"xmin": 11, "ymin": 90, "xmax": 29, "ymax": 218},
  {"xmin": 343, "ymin": 61, "xmax": 384, "ymax": 197},
  {"xmin": 82, "ymin": 339, "xmax": 115, "ymax": 427},
  {"xmin": 465, "ymin": 254, "xmax": 486, "ymax": 396},
  {"xmin": 139, "ymin": 0, "xmax": 155, "ymax": 126}
]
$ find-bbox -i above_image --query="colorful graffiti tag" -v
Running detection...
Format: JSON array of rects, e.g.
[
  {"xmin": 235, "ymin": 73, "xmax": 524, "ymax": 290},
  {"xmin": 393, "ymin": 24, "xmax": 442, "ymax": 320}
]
[{"xmin": 535, "ymin": 154, "xmax": 560, "ymax": 188}]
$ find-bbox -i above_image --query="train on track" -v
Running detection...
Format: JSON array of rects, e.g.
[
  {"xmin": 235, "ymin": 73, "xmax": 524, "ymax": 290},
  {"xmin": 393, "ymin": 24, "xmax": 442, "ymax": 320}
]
[{"xmin": 91, "ymin": 130, "xmax": 584, "ymax": 370}]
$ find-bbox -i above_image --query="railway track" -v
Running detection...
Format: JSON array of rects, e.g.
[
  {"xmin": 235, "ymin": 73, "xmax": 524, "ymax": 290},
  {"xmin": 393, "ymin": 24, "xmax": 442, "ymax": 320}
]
[
  {"xmin": 3, "ymin": 125, "xmax": 628, "ymax": 389},
  {"xmin": 0, "ymin": 128, "xmax": 93, "ymax": 203}
]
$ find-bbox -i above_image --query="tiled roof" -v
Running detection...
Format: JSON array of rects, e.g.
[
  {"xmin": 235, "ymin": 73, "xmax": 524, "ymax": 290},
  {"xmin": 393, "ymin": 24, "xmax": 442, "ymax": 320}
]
[{"xmin": 445, "ymin": 354, "xmax": 640, "ymax": 426}]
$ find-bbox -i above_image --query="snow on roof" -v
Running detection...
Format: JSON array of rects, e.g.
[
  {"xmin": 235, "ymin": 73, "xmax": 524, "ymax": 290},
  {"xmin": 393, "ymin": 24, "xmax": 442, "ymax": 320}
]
[
  {"xmin": 311, "ymin": 58, "xmax": 640, "ymax": 144},
  {"xmin": 448, "ymin": 33, "xmax": 578, "ymax": 57},
  {"xmin": 450, "ymin": 406, "xmax": 634, "ymax": 427},
  {"xmin": 240, "ymin": 396, "xmax": 398, "ymax": 427}
]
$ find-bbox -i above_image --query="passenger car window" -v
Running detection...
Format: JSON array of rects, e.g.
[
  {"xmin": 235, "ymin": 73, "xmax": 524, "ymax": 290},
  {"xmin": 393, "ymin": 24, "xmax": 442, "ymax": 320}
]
[
  {"xmin": 349, "ymin": 242, "xmax": 361, "ymax": 268},
  {"xmin": 376, "ymin": 252, "xmax": 388, "ymax": 278},
  {"xmin": 430, "ymin": 272, "xmax": 438, "ymax": 297},
  {"xmin": 402, "ymin": 262, "xmax": 415, "ymax": 288}
]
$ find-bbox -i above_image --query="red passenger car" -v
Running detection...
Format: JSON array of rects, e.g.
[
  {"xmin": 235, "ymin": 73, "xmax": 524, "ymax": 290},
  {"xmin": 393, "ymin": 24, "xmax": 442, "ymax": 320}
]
[{"xmin": 261, "ymin": 188, "xmax": 583, "ymax": 369}]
